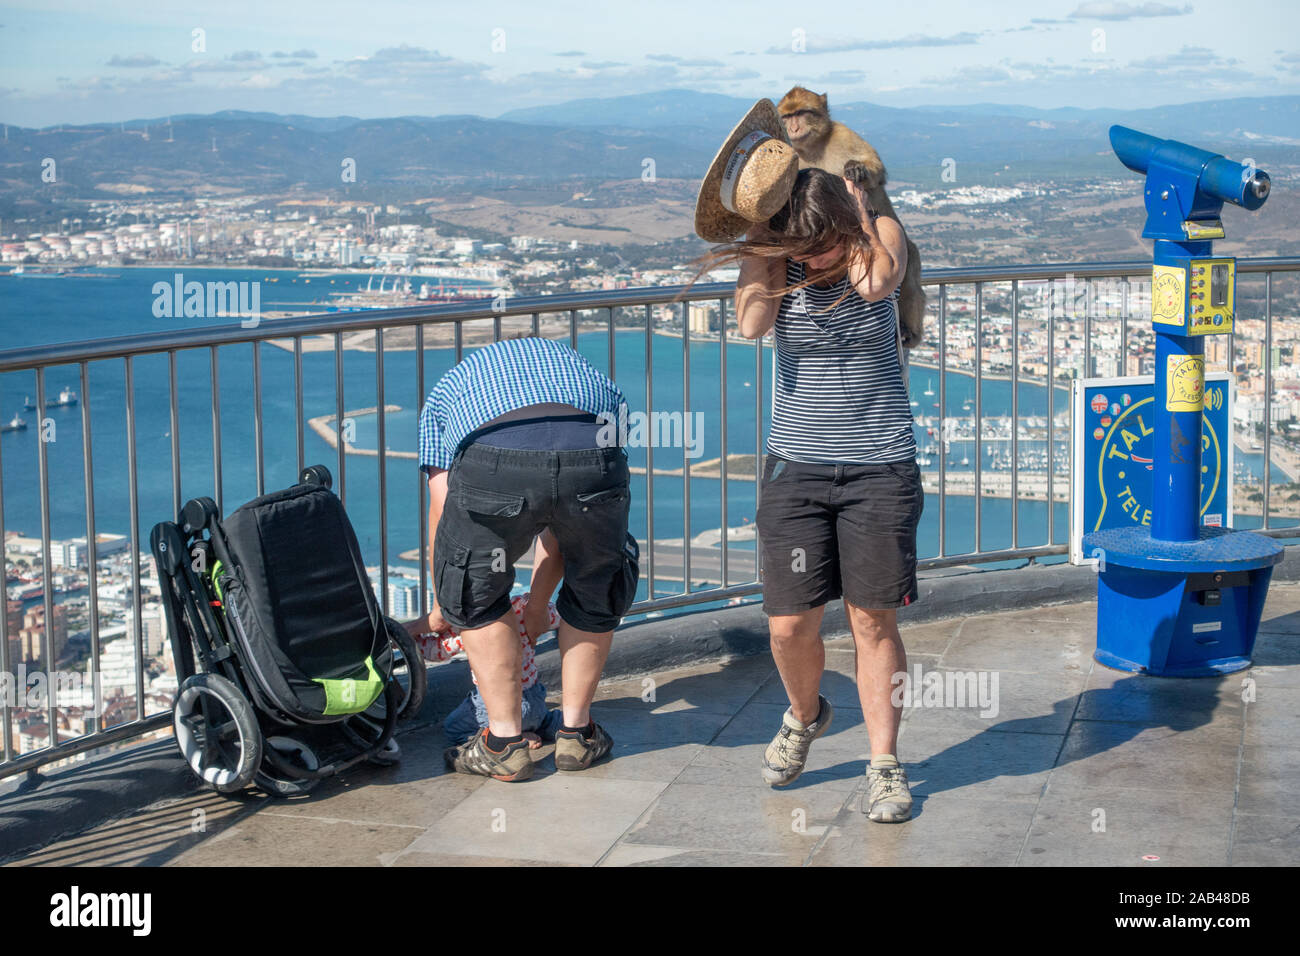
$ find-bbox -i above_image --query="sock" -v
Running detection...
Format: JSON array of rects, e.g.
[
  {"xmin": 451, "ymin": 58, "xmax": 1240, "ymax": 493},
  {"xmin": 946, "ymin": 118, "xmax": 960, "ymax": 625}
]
[
  {"xmin": 785, "ymin": 697, "xmax": 821, "ymax": 731},
  {"xmin": 561, "ymin": 721, "xmax": 595, "ymax": 739},
  {"xmin": 485, "ymin": 730, "xmax": 524, "ymax": 752},
  {"xmin": 871, "ymin": 754, "xmax": 900, "ymax": 770}
]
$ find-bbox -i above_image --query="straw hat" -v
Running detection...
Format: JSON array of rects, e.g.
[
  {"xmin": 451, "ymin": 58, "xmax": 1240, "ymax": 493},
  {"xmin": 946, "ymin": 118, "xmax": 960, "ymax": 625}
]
[{"xmin": 694, "ymin": 99, "xmax": 800, "ymax": 243}]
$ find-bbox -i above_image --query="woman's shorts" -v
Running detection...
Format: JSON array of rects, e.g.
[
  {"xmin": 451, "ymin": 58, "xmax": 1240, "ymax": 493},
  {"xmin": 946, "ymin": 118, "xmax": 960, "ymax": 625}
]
[{"xmin": 756, "ymin": 454, "xmax": 923, "ymax": 614}]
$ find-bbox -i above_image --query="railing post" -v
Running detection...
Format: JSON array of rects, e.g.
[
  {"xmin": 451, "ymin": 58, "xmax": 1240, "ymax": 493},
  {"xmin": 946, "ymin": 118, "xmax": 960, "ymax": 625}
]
[
  {"xmin": 80, "ymin": 360, "xmax": 101, "ymax": 738},
  {"xmin": 938, "ymin": 284, "xmax": 947, "ymax": 556},
  {"xmin": 417, "ymin": 323, "xmax": 428, "ymax": 618},
  {"xmin": 1011, "ymin": 280, "xmax": 1020, "ymax": 550},
  {"xmin": 1263, "ymin": 271, "xmax": 1273, "ymax": 529},
  {"xmin": 644, "ymin": 303, "xmax": 656, "ymax": 599},
  {"xmin": 210, "ymin": 347, "xmax": 223, "ymax": 515},
  {"xmin": 974, "ymin": 281, "xmax": 983, "ymax": 552}
]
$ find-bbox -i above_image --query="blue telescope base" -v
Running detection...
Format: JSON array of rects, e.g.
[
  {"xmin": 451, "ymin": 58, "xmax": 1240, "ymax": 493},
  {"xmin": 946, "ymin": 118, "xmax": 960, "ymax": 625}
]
[{"xmin": 1081, "ymin": 526, "xmax": 1283, "ymax": 677}]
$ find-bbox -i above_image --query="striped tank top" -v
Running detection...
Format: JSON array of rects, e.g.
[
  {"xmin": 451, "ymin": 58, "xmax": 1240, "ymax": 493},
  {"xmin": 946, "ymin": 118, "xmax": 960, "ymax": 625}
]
[{"xmin": 767, "ymin": 259, "xmax": 916, "ymax": 464}]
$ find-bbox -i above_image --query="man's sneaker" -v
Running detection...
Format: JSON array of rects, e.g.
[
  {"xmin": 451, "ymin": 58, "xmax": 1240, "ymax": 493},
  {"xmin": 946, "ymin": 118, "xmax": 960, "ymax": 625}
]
[
  {"xmin": 554, "ymin": 721, "xmax": 614, "ymax": 771},
  {"xmin": 863, "ymin": 754, "xmax": 912, "ymax": 822},
  {"xmin": 443, "ymin": 730, "xmax": 534, "ymax": 782},
  {"xmin": 761, "ymin": 695, "xmax": 833, "ymax": 787}
]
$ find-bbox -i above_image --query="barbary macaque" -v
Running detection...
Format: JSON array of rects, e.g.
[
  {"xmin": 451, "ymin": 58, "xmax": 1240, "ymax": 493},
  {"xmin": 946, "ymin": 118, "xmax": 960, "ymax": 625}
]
[{"xmin": 777, "ymin": 86, "xmax": 926, "ymax": 348}]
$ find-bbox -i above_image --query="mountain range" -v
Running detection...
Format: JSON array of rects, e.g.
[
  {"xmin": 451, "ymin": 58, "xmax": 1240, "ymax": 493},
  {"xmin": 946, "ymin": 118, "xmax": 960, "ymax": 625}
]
[{"xmin": 1, "ymin": 90, "xmax": 1296, "ymax": 208}]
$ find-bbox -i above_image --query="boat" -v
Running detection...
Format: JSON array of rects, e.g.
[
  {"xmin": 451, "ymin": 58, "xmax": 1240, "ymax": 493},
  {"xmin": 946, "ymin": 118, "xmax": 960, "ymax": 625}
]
[
  {"xmin": 1, "ymin": 414, "xmax": 27, "ymax": 432},
  {"xmin": 923, "ymin": 378, "xmax": 935, "ymax": 397},
  {"xmin": 25, "ymin": 387, "xmax": 80, "ymax": 410}
]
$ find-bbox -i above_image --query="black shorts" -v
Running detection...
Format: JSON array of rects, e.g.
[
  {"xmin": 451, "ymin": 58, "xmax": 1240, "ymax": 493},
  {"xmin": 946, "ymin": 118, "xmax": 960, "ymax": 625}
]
[
  {"xmin": 433, "ymin": 441, "xmax": 639, "ymax": 632},
  {"xmin": 756, "ymin": 454, "xmax": 923, "ymax": 615}
]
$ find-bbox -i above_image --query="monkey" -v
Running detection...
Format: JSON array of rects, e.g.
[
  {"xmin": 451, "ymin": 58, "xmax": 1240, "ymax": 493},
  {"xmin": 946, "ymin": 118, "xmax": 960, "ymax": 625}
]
[{"xmin": 777, "ymin": 86, "xmax": 926, "ymax": 348}]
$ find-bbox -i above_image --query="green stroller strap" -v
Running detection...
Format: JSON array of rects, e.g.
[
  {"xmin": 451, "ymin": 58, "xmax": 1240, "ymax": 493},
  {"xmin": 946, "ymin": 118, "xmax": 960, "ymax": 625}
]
[{"xmin": 315, "ymin": 655, "xmax": 384, "ymax": 715}]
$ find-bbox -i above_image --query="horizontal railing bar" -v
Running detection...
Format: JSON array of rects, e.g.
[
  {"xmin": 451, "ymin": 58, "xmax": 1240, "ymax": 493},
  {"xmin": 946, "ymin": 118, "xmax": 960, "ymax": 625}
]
[
  {"xmin": 919, "ymin": 544, "xmax": 1068, "ymax": 570},
  {"xmin": 1, "ymin": 257, "xmax": 1295, "ymax": 372},
  {"xmin": 0, "ymin": 713, "xmax": 172, "ymax": 782}
]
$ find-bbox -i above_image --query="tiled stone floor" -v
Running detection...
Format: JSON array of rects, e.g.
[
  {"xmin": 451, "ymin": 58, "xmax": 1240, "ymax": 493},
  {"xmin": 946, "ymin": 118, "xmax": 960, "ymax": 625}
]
[{"xmin": 13, "ymin": 586, "xmax": 1300, "ymax": 867}]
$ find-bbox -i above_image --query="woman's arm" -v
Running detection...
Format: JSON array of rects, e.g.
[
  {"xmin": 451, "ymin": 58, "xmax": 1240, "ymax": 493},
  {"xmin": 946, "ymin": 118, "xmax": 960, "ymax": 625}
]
[
  {"xmin": 844, "ymin": 181, "xmax": 908, "ymax": 303},
  {"xmin": 735, "ymin": 224, "xmax": 784, "ymax": 339}
]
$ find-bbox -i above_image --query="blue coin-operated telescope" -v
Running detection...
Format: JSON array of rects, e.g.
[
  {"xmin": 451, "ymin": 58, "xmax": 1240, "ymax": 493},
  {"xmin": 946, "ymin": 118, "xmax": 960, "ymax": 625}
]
[{"xmin": 1082, "ymin": 126, "xmax": 1282, "ymax": 677}]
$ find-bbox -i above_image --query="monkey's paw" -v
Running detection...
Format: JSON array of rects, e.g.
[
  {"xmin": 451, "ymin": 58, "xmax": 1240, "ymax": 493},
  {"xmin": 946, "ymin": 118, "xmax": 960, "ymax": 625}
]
[{"xmin": 843, "ymin": 160, "xmax": 882, "ymax": 193}]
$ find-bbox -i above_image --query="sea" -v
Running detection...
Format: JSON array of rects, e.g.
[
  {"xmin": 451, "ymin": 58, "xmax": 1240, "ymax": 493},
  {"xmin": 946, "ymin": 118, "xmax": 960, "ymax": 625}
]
[{"xmin": 0, "ymin": 265, "xmax": 1291, "ymax": 603}]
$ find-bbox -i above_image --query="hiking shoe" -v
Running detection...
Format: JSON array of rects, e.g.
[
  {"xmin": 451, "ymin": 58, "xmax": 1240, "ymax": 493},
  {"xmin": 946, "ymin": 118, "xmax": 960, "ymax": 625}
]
[
  {"xmin": 553, "ymin": 721, "xmax": 614, "ymax": 771},
  {"xmin": 863, "ymin": 754, "xmax": 912, "ymax": 822},
  {"xmin": 761, "ymin": 695, "xmax": 833, "ymax": 787},
  {"xmin": 443, "ymin": 730, "xmax": 534, "ymax": 782}
]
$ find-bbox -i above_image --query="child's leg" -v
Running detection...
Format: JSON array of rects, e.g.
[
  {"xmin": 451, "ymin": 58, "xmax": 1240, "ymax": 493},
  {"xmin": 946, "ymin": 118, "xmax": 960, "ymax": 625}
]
[
  {"xmin": 518, "ymin": 682, "xmax": 550, "ymax": 749},
  {"xmin": 522, "ymin": 682, "xmax": 564, "ymax": 743},
  {"xmin": 443, "ymin": 692, "xmax": 483, "ymax": 746}
]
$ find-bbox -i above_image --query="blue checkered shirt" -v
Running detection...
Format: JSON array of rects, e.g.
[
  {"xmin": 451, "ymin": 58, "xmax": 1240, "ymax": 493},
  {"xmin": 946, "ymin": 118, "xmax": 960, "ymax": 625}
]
[{"xmin": 418, "ymin": 337, "xmax": 626, "ymax": 472}]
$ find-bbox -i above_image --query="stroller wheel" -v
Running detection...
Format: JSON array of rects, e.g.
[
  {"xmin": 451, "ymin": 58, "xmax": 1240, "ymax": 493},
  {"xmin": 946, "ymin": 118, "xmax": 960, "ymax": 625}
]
[
  {"xmin": 384, "ymin": 617, "xmax": 427, "ymax": 722},
  {"xmin": 173, "ymin": 673, "xmax": 262, "ymax": 794},
  {"xmin": 300, "ymin": 464, "xmax": 333, "ymax": 490},
  {"xmin": 255, "ymin": 736, "xmax": 322, "ymax": 798},
  {"xmin": 180, "ymin": 497, "xmax": 219, "ymax": 535}
]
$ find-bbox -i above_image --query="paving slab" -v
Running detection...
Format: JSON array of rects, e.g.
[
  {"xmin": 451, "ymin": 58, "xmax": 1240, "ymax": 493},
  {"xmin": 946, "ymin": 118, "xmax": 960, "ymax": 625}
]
[
  {"xmin": 940, "ymin": 610, "xmax": 1096, "ymax": 674},
  {"xmin": 809, "ymin": 792, "xmax": 1033, "ymax": 866},
  {"xmin": 895, "ymin": 667, "xmax": 1086, "ymax": 737},
  {"xmin": 675, "ymin": 700, "xmax": 870, "ymax": 792},
  {"xmin": 168, "ymin": 808, "xmax": 423, "ymax": 866},
  {"xmin": 1078, "ymin": 665, "xmax": 1247, "ymax": 736},
  {"xmin": 1229, "ymin": 812, "xmax": 1300, "ymax": 866},
  {"xmin": 1051, "ymin": 721, "xmax": 1241, "ymax": 793},
  {"xmin": 392, "ymin": 774, "xmax": 668, "ymax": 866},
  {"xmin": 1235, "ymin": 744, "xmax": 1300, "ymax": 817},
  {"xmin": 1022, "ymin": 783, "xmax": 1233, "ymax": 866},
  {"xmin": 896, "ymin": 722, "xmax": 1063, "ymax": 803},
  {"xmin": 618, "ymin": 780, "xmax": 848, "ymax": 862}
]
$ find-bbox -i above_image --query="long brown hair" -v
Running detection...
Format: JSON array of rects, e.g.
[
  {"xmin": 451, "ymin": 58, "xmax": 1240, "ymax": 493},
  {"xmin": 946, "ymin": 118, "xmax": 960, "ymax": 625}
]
[{"xmin": 685, "ymin": 167, "xmax": 872, "ymax": 312}]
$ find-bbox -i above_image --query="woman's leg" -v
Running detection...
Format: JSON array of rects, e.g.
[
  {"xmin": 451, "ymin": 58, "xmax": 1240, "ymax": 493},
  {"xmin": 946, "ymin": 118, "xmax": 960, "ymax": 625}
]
[
  {"xmin": 844, "ymin": 601, "xmax": 905, "ymax": 758},
  {"xmin": 768, "ymin": 605, "xmax": 827, "ymax": 724}
]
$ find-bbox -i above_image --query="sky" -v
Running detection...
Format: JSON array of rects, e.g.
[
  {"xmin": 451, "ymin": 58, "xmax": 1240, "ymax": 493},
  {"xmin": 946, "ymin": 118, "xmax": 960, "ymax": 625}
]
[{"xmin": 0, "ymin": 0, "xmax": 1296, "ymax": 127}]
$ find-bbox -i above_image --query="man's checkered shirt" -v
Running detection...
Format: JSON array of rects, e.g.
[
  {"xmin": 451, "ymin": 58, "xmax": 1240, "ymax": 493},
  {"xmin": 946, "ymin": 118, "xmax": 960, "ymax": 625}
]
[{"xmin": 417, "ymin": 337, "xmax": 626, "ymax": 472}]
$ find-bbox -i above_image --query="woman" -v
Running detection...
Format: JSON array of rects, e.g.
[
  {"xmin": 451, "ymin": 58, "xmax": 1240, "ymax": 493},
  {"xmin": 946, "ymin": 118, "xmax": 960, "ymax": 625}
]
[{"xmin": 700, "ymin": 167, "xmax": 922, "ymax": 822}]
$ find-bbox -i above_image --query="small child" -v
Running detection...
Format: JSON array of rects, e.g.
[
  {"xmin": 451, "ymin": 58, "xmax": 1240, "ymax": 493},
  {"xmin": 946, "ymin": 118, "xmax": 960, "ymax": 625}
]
[
  {"xmin": 409, "ymin": 528, "xmax": 566, "ymax": 748},
  {"xmin": 414, "ymin": 593, "xmax": 562, "ymax": 747}
]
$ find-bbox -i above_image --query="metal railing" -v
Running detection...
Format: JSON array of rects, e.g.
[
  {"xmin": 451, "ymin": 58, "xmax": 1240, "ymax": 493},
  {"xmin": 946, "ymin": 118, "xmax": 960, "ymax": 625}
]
[{"xmin": 0, "ymin": 255, "xmax": 1296, "ymax": 780}]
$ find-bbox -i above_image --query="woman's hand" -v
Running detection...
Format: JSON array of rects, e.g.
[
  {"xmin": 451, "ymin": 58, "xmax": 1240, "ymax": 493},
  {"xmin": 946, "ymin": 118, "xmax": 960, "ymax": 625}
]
[
  {"xmin": 843, "ymin": 180, "xmax": 907, "ymax": 303},
  {"xmin": 842, "ymin": 177, "xmax": 874, "ymax": 226}
]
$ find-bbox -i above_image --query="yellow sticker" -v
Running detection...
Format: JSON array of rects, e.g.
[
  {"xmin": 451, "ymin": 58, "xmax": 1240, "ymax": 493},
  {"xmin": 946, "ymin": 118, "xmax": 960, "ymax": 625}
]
[
  {"xmin": 1151, "ymin": 265, "xmax": 1185, "ymax": 327},
  {"xmin": 1167, "ymin": 354, "xmax": 1204, "ymax": 412}
]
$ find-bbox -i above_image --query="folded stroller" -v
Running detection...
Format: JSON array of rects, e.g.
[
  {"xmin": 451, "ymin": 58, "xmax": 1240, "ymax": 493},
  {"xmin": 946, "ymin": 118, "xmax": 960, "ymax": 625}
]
[{"xmin": 151, "ymin": 465, "xmax": 428, "ymax": 797}]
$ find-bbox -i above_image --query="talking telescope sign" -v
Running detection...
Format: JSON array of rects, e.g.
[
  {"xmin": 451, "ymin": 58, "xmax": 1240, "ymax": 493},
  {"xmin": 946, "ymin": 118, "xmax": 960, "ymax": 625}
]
[{"xmin": 1070, "ymin": 373, "xmax": 1233, "ymax": 564}]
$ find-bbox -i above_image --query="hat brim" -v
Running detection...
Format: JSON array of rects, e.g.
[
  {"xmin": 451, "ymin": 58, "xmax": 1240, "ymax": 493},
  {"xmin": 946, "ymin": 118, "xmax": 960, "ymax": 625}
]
[{"xmin": 695, "ymin": 99, "xmax": 792, "ymax": 243}]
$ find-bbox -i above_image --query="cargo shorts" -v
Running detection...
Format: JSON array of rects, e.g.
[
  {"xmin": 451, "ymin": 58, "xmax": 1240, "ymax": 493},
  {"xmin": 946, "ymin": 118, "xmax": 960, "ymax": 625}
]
[{"xmin": 433, "ymin": 442, "xmax": 640, "ymax": 633}]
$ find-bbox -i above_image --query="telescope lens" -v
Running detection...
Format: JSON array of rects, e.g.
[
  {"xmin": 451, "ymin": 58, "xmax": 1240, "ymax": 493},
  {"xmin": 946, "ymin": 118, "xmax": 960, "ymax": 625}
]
[{"xmin": 1250, "ymin": 176, "xmax": 1270, "ymax": 201}]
